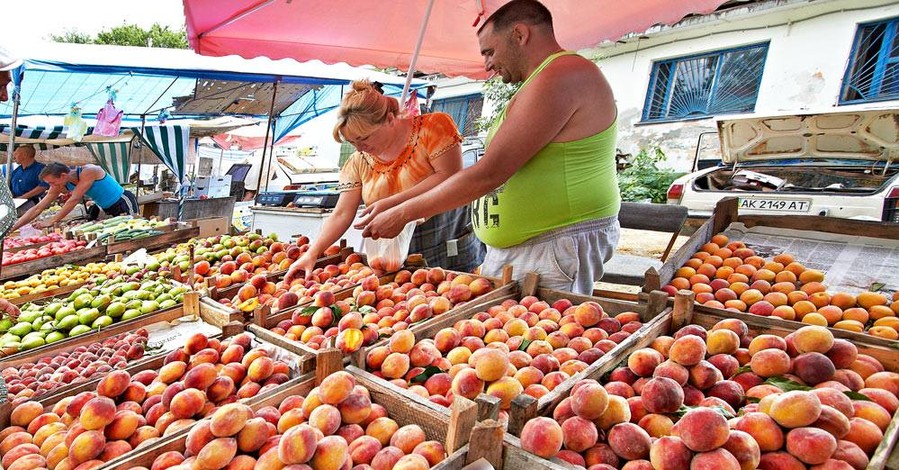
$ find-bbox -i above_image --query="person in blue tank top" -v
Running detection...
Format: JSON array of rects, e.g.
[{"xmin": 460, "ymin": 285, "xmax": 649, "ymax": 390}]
[{"xmin": 12, "ymin": 162, "xmax": 138, "ymax": 231}]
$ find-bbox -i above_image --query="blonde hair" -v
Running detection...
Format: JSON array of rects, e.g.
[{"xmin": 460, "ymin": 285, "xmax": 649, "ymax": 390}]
[{"xmin": 332, "ymin": 80, "xmax": 401, "ymax": 143}]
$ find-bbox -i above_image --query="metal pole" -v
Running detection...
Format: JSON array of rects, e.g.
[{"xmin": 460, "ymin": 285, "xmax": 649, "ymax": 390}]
[
  {"xmin": 263, "ymin": 117, "xmax": 277, "ymax": 192},
  {"xmin": 400, "ymin": 0, "xmax": 436, "ymax": 104},
  {"xmin": 136, "ymin": 115, "xmax": 145, "ymax": 199},
  {"xmin": 256, "ymin": 80, "xmax": 278, "ymax": 194},
  {"xmin": 5, "ymin": 70, "xmax": 21, "ymax": 184}
]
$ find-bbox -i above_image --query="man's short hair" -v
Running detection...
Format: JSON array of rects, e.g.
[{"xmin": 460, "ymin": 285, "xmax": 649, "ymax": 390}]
[
  {"xmin": 15, "ymin": 145, "xmax": 35, "ymax": 158},
  {"xmin": 481, "ymin": 0, "xmax": 553, "ymax": 34},
  {"xmin": 40, "ymin": 162, "xmax": 70, "ymax": 179}
]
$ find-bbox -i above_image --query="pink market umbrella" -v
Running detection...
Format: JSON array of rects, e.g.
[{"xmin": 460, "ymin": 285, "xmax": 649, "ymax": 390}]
[{"xmin": 183, "ymin": 0, "xmax": 730, "ymax": 80}]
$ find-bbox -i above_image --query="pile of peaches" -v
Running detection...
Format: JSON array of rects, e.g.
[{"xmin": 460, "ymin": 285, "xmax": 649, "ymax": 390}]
[{"xmin": 663, "ymin": 233, "xmax": 899, "ymax": 339}]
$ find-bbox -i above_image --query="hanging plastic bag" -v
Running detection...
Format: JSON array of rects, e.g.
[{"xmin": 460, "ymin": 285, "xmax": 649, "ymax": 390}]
[
  {"xmin": 361, "ymin": 220, "xmax": 417, "ymax": 275},
  {"xmin": 64, "ymin": 105, "xmax": 88, "ymax": 142},
  {"xmin": 92, "ymin": 99, "xmax": 123, "ymax": 136},
  {"xmin": 404, "ymin": 91, "xmax": 420, "ymax": 117}
]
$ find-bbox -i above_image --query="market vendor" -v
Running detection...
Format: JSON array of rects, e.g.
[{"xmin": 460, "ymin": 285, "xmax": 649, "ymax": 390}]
[
  {"xmin": 284, "ymin": 80, "xmax": 484, "ymax": 283},
  {"xmin": 9, "ymin": 145, "xmax": 49, "ymax": 211},
  {"xmin": 357, "ymin": 0, "xmax": 620, "ymax": 295},
  {"xmin": 11, "ymin": 163, "xmax": 138, "ymax": 231}
]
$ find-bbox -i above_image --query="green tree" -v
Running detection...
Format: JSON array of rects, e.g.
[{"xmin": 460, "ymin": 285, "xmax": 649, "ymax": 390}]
[
  {"xmin": 617, "ymin": 146, "xmax": 686, "ymax": 203},
  {"xmin": 52, "ymin": 23, "xmax": 188, "ymax": 49},
  {"xmin": 474, "ymin": 77, "xmax": 521, "ymax": 132}
]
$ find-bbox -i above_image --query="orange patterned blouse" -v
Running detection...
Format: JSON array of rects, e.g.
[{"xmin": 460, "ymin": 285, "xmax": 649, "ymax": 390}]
[{"xmin": 336, "ymin": 113, "xmax": 462, "ymax": 206}]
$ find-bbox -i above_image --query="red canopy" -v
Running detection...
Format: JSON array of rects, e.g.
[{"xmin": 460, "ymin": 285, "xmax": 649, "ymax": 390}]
[{"xmin": 183, "ymin": 0, "xmax": 730, "ymax": 79}]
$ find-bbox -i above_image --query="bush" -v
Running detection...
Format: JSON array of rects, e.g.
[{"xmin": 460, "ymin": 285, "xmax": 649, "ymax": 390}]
[{"xmin": 618, "ymin": 147, "xmax": 685, "ymax": 203}]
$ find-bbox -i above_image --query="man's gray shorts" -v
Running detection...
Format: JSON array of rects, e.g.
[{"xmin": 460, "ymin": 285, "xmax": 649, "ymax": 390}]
[{"xmin": 479, "ymin": 216, "xmax": 620, "ymax": 295}]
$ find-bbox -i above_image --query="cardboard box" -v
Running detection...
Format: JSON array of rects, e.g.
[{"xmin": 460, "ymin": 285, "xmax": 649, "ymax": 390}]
[
  {"xmin": 194, "ymin": 217, "xmax": 230, "ymax": 238},
  {"xmin": 195, "ymin": 176, "xmax": 232, "ymax": 199}
]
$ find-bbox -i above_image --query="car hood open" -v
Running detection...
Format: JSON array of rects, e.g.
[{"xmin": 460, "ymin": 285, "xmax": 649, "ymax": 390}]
[{"xmin": 717, "ymin": 109, "xmax": 899, "ymax": 164}]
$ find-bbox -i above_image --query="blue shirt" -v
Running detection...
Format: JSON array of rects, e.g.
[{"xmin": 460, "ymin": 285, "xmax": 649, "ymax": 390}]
[
  {"xmin": 10, "ymin": 161, "xmax": 49, "ymax": 198},
  {"xmin": 66, "ymin": 166, "xmax": 124, "ymax": 209}
]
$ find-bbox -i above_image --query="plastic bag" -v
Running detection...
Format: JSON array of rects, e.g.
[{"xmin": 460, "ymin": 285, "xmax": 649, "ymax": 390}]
[
  {"xmin": 64, "ymin": 106, "xmax": 87, "ymax": 142},
  {"xmin": 361, "ymin": 220, "xmax": 416, "ymax": 274},
  {"xmin": 92, "ymin": 99, "xmax": 124, "ymax": 137}
]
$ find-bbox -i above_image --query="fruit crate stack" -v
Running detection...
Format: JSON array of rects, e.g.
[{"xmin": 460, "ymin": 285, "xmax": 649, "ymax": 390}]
[
  {"xmin": 504, "ymin": 290, "xmax": 899, "ymax": 469},
  {"xmin": 0, "ymin": 237, "xmax": 107, "ymax": 282},
  {"xmin": 344, "ymin": 273, "xmax": 670, "ymax": 435},
  {"xmin": 0, "ymin": 330, "xmax": 306, "ymax": 469},
  {"xmin": 246, "ymin": 266, "xmax": 513, "ymax": 374},
  {"xmin": 650, "ymin": 197, "xmax": 899, "ymax": 348}
]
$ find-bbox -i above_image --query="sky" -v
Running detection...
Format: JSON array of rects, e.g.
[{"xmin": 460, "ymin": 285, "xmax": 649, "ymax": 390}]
[{"xmin": 0, "ymin": 0, "xmax": 186, "ymax": 47}]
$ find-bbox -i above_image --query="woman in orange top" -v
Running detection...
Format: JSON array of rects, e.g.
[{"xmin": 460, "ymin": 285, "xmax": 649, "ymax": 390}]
[{"xmin": 285, "ymin": 80, "xmax": 483, "ymax": 282}]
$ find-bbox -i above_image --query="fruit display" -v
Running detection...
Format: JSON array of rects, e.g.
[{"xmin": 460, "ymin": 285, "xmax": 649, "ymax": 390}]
[
  {"xmin": 1, "ymin": 239, "xmax": 88, "ymax": 266},
  {"xmin": 0, "ymin": 277, "xmax": 188, "ymax": 352},
  {"xmin": 363, "ymin": 295, "xmax": 643, "ymax": 422},
  {"xmin": 517, "ymin": 319, "xmax": 898, "ymax": 469},
  {"xmin": 1, "ymin": 329, "xmax": 149, "ymax": 401},
  {"xmin": 0, "ymin": 332, "xmax": 294, "ymax": 470},
  {"xmin": 3, "ymin": 232, "xmax": 64, "ymax": 249},
  {"xmin": 140, "ymin": 370, "xmax": 448, "ymax": 470},
  {"xmin": 219, "ymin": 253, "xmax": 371, "ymax": 312},
  {"xmin": 152, "ymin": 233, "xmax": 323, "ymax": 290},
  {"xmin": 1, "ymin": 262, "xmax": 125, "ymax": 300},
  {"xmin": 662, "ymin": 232, "xmax": 899, "ymax": 338},
  {"xmin": 263, "ymin": 267, "xmax": 496, "ymax": 354},
  {"xmin": 67, "ymin": 215, "xmax": 171, "ymax": 242}
]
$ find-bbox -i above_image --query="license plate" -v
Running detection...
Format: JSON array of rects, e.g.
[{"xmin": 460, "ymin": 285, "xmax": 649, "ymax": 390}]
[{"xmin": 738, "ymin": 197, "xmax": 811, "ymax": 213}]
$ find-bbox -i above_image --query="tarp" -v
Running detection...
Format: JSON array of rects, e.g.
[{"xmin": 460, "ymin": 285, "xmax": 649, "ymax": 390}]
[
  {"xmin": 87, "ymin": 142, "xmax": 131, "ymax": 185},
  {"xmin": 183, "ymin": 0, "xmax": 731, "ymax": 79},
  {"xmin": 133, "ymin": 124, "xmax": 190, "ymax": 220}
]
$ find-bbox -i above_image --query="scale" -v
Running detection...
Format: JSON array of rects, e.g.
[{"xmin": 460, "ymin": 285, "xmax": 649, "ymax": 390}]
[{"xmin": 256, "ymin": 189, "xmax": 341, "ymax": 208}]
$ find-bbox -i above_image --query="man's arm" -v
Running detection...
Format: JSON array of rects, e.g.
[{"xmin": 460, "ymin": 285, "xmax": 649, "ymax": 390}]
[
  {"xmin": 12, "ymin": 187, "xmax": 60, "ymax": 231},
  {"xmin": 44, "ymin": 167, "xmax": 100, "ymax": 225},
  {"xmin": 19, "ymin": 184, "xmax": 47, "ymax": 201},
  {"xmin": 361, "ymin": 61, "xmax": 584, "ymax": 238}
]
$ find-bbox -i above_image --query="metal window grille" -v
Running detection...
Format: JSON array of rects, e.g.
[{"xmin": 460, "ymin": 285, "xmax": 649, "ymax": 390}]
[
  {"xmin": 642, "ymin": 43, "xmax": 769, "ymax": 122},
  {"xmin": 841, "ymin": 17, "xmax": 899, "ymax": 104},
  {"xmin": 431, "ymin": 94, "xmax": 484, "ymax": 136}
]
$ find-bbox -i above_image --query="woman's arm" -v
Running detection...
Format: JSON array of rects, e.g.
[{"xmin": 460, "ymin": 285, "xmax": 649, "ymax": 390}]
[{"xmin": 284, "ymin": 189, "xmax": 363, "ymax": 283}]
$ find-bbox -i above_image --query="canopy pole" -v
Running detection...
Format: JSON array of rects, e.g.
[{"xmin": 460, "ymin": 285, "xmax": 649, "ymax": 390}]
[
  {"xmin": 136, "ymin": 116, "xmax": 145, "ymax": 206},
  {"xmin": 256, "ymin": 80, "xmax": 279, "ymax": 195},
  {"xmin": 5, "ymin": 72, "xmax": 21, "ymax": 184},
  {"xmin": 263, "ymin": 117, "xmax": 278, "ymax": 193},
  {"xmin": 401, "ymin": 0, "xmax": 436, "ymax": 105}
]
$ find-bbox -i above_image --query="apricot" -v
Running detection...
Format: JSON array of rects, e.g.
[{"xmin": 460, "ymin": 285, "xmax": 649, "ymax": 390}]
[{"xmin": 520, "ymin": 417, "xmax": 563, "ymax": 459}]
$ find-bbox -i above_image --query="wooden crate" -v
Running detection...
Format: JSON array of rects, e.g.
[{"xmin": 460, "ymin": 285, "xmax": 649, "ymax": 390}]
[
  {"xmin": 644, "ymin": 197, "xmax": 899, "ymax": 346},
  {"xmin": 7, "ymin": 281, "xmax": 88, "ymax": 306},
  {"xmin": 338, "ymin": 273, "xmax": 670, "ymax": 437},
  {"xmin": 102, "ymin": 348, "xmax": 481, "ymax": 470},
  {"xmin": 0, "ymin": 293, "xmax": 202, "ymax": 365},
  {"xmin": 0, "ymin": 245, "xmax": 108, "ymax": 281},
  {"xmin": 247, "ymin": 269, "xmax": 513, "ymax": 373},
  {"xmin": 506, "ymin": 290, "xmax": 899, "ymax": 470},
  {"xmin": 105, "ymin": 222, "xmax": 200, "ymax": 256}
]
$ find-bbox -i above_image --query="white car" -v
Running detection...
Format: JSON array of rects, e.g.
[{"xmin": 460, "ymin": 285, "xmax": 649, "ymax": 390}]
[{"xmin": 666, "ymin": 109, "xmax": 899, "ymax": 222}]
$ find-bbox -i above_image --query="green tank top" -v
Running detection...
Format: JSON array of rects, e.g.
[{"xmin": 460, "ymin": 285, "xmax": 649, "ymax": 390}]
[{"xmin": 471, "ymin": 51, "xmax": 620, "ymax": 248}]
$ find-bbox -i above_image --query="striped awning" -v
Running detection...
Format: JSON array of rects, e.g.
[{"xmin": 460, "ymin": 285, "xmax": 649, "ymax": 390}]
[
  {"xmin": 132, "ymin": 125, "xmax": 190, "ymax": 220},
  {"xmin": 0, "ymin": 124, "xmax": 133, "ymax": 151},
  {"xmin": 87, "ymin": 141, "xmax": 131, "ymax": 184}
]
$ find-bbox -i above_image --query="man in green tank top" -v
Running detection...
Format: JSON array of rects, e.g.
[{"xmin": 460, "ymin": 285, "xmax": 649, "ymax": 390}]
[{"xmin": 358, "ymin": 0, "xmax": 620, "ymax": 294}]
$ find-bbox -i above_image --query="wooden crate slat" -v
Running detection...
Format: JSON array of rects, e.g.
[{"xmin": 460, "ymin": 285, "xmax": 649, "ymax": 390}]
[{"xmin": 0, "ymin": 245, "xmax": 108, "ymax": 281}]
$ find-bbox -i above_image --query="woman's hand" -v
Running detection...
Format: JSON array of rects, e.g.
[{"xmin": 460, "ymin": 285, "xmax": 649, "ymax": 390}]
[
  {"xmin": 354, "ymin": 199, "xmax": 395, "ymax": 230},
  {"xmin": 284, "ymin": 252, "xmax": 317, "ymax": 285},
  {"xmin": 32, "ymin": 220, "xmax": 52, "ymax": 230},
  {"xmin": 0, "ymin": 299, "xmax": 20, "ymax": 320}
]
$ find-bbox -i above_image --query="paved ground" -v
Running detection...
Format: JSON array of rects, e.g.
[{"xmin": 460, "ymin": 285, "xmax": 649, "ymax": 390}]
[{"xmin": 594, "ymin": 227, "xmax": 691, "ymax": 294}]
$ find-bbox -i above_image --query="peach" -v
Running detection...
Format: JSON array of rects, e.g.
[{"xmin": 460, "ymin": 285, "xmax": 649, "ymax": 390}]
[
  {"xmin": 80, "ymin": 397, "xmax": 116, "ymax": 430},
  {"xmin": 210, "ymin": 403, "xmax": 252, "ymax": 437},
  {"xmin": 793, "ymin": 325, "xmax": 834, "ymax": 354},
  {"xmin": 278, "ymin": 424, "xmax": 319, "ymax": 464},
  {"xmin": 170, "ymin": 388, "xmax": 206, "ymax": 419},
  {"xmin": 571, "ymin": 382, "xmax": 609, "ymax": 420},
  {"xmin": 450, "ymin": 368, "xmax": 484, "ymax": 400},
  {"xmin": 608, "ymin": 422, "xmax": 652, "ymax": 460},
  {"xmin": 813, "ymin": 405, "xmax": 851, "ymax": 440},
  {"xmin": 388, "ymin": 424, "xmax": 425, "ymax": 455},
  {"xmin": 708, "ymin": 354, "xmax": 740, "ymax": 379},
  {"xmin": 195, "ymin": 437, "xmax": 238, "ymax": 470},
  {"xmin": 183, "ymin": 363, "xmax": 218, "ymax": 391},
  {"xmin": 723, "ymin": 430, "xmax": 761, "ymax": 470},
  {"xmin": 689, "ymin": 360, "xmax": 724, "ymax": 390},
  {"xmin": 318, "ymin": 370, "xmax": 355, "ymax": 405},
  {"xmin": 413, "ymin": 440, "xmax": 446, "ymax": 466},
  {"xmin": 309, "ymin": 404, "xmax": 342, "ymax": 435},
  {"xmin": 769, "ymin": 391, "xmax": 822, "ymax": 428},
  {"xmin": 68, "ymin": 430, "xmax": 105, "ymax": 465},
  {"xmin": 104, "ymin": 410, "xmax": 141, "ymax": 441},
  {"xmin": 649, "ymin": 435, "xmax": 692, "ymax": 470},
  {"xmin": 366, "ymin": 417, "xmax": 399, "ymax": 446},
  {"xmin": 750, "ymin": 348, "xmax": 791, "ymax": 378},
  {"xmin": 638, "ymin": 413, "xmax": 674, "ymax": 437},
  {"xmin": 641, "ymin": 377, "xmax": 684, "ymax": 414},
  {"xmin": 628, "ymin": 348, "xmax": 665, "ymax": 376},
  {"xmin": 186, "ymin": 420, "xmax": 215, "ymax": 457},
  {"xmin": 471, "ymin": 348, "xmax": 509, "ymax": 382},
  {"xmin": 6, "ymin": 455, "xmax": 48, "ymax": 470},
  {"xmin": 706, "ymin": 329, "xmax": 740, "ymax": 355},
  {"xmin": 786, "ymin": 427, "xmax": 837, "ymax": 465},
  {"xmin": 520, "ymin": 417, "xmax": 563, "ymax": 459},
  {"xmin": 832, "ymin": 440, "xmax": 869, "ymax": 470},
  {"xmin": 371, "ymin": 445, "xmax": 405, "ymax": 470},
  {"xmin": 381, "ymin": 353, "xmax": 411, "ymax": 379},
  {"xmin": 792, "ymin": 352, "xmax": 836, "ymax": 385},
  {"xmin": 485, "ymin": 377, "xmax": 524, "ymax": 410},
  {"xmin": 96, "ymin": 370, "xmax": 131, "ymax": 398},
  {"xmin": 595, "ymin": 395, "xmax": 631, "ymax": 431},
  {"xmin": 844, "ymin": 417, "xmax": 883, "ymax": 455},
  {"xmin": 690, "ymin": 448, "xmax": 741, "ymax": 470},
  {"xmin": 668, "ymin": 335, "xmax": 706, "ymax": 367},
  {"xmin": 350, "ymin": 435, "xmax": 383, "ymax": 465},
  {"xmin": 9, "ymin": 401, "xmax": 43, "ymax": 427},
  {"xmin": 653, "ymin": 360, "xmax": 689, "ymax": 385},
  {"xmin": 707, "ymin": 380, "xmax": 744, "ymax": 409},
  {"xmin": 671, "ymin": 407, "xmax": 729, "ymax": 452}
]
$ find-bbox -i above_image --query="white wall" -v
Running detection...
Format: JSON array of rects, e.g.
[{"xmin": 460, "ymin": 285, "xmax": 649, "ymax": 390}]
[{"xmin": 587, "ymin": 0, "xmax": 899, "ymax": 171}]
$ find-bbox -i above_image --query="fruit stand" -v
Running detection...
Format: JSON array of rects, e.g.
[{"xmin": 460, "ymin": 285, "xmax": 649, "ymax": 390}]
[{"xmin": 2, "ymin": 209, "xmax": 899, "ymax": 470}]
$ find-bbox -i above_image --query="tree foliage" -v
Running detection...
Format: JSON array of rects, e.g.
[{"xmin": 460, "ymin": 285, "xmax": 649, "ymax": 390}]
[
  {"xmin": 617, "ymin": 146, "xmax": 686, "ymax": 203},
  {"xmin": 51, "ymin": 23, "xmax": 188, "ymax": 49},
  {"xmin": 474, "ymin": 77, "xmax": 521, "ymax": 132}
]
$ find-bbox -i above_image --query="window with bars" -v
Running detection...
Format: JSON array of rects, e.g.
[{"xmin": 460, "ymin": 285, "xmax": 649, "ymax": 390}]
[
  {"xmin": 430, "ymin": 94, "xmax": 484, "ymax": 136},
  {"xmin": 841, "ymin": 17, "xmax": 899, "ymax": 104},
  {"xmin": 642, "ymin": 43, "xmax": 769, "ymax": 123}
]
